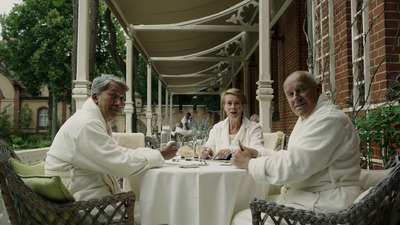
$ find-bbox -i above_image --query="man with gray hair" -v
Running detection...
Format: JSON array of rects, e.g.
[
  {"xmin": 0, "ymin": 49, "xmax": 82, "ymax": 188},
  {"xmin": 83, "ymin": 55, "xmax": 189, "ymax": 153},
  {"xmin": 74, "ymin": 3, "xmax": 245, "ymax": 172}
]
[{"xmin": 46, "ymin": 74, "xmax": 177, "ymax": 202}]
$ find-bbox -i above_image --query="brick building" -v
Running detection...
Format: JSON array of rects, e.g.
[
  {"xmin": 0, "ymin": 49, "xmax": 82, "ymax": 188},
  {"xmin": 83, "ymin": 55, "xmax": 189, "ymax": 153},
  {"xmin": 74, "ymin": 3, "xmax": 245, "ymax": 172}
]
[
  {"xmin": 0, "ymin": 71, "xmax": 70, "ymax": 135},
  {"xmin": 235, "ymin": 0, "xmax": 399, "ymax": 136}
]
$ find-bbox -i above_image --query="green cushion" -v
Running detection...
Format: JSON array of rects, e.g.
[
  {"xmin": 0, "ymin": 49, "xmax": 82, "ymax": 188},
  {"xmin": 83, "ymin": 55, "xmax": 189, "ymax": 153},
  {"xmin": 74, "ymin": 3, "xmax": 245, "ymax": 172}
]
[
  {"xmin": 9, "ymin": 158, "xmax": 45, "ymax": 175},
  {"xmin": 20, "ymin": 175, "xmax": 75, "ymax": 202},
  {"xmin": 8, "ymin": 158, "xmax": 77, "ymax": 224},
  {"xmin": 8, "ymin": 158, "xmax": 75, "ymax": 202}
]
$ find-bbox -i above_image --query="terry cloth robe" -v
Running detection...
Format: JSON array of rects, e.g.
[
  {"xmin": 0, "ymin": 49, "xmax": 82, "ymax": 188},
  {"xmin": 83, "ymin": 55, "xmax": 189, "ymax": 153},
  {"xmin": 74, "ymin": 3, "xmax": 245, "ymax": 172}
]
[
  {"xmin": 232, "ymin": 93, "xmax": 362, "ymax": 225},
  {"xmin": 45, "ymin": 98, "xmax": 164, "ymax": 201},
  {"xmin": 205, "ymin": 116, "xmax": 263, "ymax": 155},
  {"xmin": 250, "ymin": 93, "xmax": 362, "ymax": 212}
]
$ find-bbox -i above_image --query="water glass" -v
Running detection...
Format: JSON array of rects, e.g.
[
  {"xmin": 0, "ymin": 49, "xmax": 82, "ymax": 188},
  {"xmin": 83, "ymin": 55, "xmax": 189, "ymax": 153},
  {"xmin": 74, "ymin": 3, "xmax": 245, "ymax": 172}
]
[
  {"xmin": 172, "ymin": 143, "xmax": 182, "ymax": 162},
  {"xmin": 185, "ymin": 146, "xmax": 194, "ymax": 161}
]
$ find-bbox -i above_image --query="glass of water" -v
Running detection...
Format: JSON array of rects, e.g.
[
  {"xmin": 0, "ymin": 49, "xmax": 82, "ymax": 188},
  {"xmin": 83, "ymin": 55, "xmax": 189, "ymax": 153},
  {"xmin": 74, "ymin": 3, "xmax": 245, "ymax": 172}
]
[{"xmin": 184, "ymin": 143, "xmax": 194, "ymax": 161}]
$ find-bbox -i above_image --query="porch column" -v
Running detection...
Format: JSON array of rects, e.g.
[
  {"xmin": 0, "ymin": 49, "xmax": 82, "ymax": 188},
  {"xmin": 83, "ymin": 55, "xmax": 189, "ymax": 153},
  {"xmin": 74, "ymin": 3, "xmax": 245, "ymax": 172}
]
[
  {"xmin": 146, "ymin": 63, "xmax": 152, "ymax": 136},
  {"xmin": 243, "ymin": 62, "xmax": 250, "ymax": 118},
  {"xmin": 169, "ymin": 94, "xmax": 173, "ymax": 128},
  {"xmin": 124, "ymin": 37, "xmax": 134, "ymax": 133},
  {"xmin": 72, "ymin": 0, "xmax": 91, "ymax": 109},
  {"xmin": 257, "ymin": 0, "xmax": 273, "ymax": 132},
  {"xmin": 165, "ymin": 90, "xmax": 169, "ymax": 125},
  {"xmin": 157, "ymin": 80, "xmax": 162, "ymax": 133}
]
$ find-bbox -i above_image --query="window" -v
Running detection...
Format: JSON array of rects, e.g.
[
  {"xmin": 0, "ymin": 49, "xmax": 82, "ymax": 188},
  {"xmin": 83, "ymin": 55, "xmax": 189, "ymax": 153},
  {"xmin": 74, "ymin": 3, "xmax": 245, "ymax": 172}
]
[
  {"xmin": 351, "ymin": 0, "xmax": 370, "ymax": 107},
  {"xmin": 312, "ymin": 0, "xmax": 335, "ymax": 99},
  {"xmin": 38, "ymin": 108, "xmax": 48, "ymax": 128}
]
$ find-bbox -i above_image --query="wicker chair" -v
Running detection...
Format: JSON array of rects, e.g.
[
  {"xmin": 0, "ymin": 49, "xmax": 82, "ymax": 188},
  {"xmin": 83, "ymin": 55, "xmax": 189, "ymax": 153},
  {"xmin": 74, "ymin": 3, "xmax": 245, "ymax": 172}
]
[
  {"xmin": 0, "ymin": 140, "xmax": 136, "ymax": 225},
  {"xmin": 250, "ymin": 153, "xmax": 400, "ymax": 225}
]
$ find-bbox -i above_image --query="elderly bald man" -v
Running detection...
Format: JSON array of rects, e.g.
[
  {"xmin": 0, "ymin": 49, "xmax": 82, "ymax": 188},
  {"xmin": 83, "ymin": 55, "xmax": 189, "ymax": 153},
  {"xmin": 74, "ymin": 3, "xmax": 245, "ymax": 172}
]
[{"xmin": 231, "ymin": 71, "xmax": 361, "ymax": 224}]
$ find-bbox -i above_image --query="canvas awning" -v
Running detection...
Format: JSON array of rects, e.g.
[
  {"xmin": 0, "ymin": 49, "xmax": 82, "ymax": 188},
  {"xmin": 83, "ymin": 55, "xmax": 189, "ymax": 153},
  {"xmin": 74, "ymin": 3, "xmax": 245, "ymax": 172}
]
[{"xmin": 104, "ymin": 0, "xmax": 260, "ymax": 95}]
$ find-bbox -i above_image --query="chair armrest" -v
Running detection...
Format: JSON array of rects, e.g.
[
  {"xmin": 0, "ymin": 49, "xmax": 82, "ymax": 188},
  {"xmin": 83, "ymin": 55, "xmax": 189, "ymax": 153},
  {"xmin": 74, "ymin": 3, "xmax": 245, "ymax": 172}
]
[
  {"xmin": 16, "ymin": 188, "xmax": 136, "ymax": 225},
  {"xmin": 250, "ymin": 165, "xmax": 400, "ymax": 225}
]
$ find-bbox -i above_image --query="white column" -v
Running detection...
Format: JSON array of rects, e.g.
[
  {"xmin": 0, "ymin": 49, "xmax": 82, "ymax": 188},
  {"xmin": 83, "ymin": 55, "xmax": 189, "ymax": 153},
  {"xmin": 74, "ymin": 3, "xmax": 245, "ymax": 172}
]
[
  {"xmin": 124, "ymin": 37, "xmax": 134, "ymax": 133},
  {"xmin": 257, "ymin": 0, "xmax": 273, "ymax": 132},
  {"xmin": 157, "ymin": 80, "xmax": 162, "ymax": 133},
  {"xmin": 165, "ymin": 90, "xmax": 169, "ymax": 125},
  {"xmin": 243, "ymin": 62, "xmax": 250, "ymax": 118},
  {"xmin": 146, "ymin": 63, "xmax": 152, "ymax": 136},
  {"xmin": 72, "ymin": 0, "xmax": 91, "ymax": 110},
  {"xmin": 169, "ymin": 94, "xmax": 173, "ymax": 128}
]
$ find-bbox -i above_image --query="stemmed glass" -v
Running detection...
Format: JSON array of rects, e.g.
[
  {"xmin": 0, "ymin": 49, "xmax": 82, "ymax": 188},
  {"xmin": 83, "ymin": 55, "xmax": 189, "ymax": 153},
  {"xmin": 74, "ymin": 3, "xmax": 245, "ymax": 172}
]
[{"xmin": 197, "ymin": 132, "xmax": 209, "ymax": 166}]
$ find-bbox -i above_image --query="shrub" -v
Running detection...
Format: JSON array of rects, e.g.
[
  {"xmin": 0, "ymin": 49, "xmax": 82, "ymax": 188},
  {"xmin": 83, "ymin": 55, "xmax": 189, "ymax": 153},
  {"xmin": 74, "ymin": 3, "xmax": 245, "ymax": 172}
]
[
  {"xmin": 352, "ymin": 98, "xmax": 400, "ymax": 168},
  {"xmin": 19, "ymin": 103, "xmax": 33, "ymax": 129},
  {"xmin": 0, "ymin": 104, "xmax": 11, "ymax": 138},
  {"xmin": 11, "ymin": 134, "xmax": 52, "ymax": 150}
]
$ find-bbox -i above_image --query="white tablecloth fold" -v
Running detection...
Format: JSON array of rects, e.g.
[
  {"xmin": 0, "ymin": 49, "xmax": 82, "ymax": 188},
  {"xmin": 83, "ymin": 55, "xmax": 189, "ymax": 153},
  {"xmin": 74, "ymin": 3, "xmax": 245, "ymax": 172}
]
[{"xmin": 127, "ymin": 160, "xmax": 269, "ymax": 225}]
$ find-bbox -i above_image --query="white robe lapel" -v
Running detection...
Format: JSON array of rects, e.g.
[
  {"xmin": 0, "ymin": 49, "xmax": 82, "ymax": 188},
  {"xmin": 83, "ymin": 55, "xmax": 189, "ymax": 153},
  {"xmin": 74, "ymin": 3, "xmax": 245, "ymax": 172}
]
[
  {"xmin": 220, "ymin": 119, "xmax": 231, "ymax": 149},
  {"xmin": 231, "ymin": 122, "xmax": 247, "ymax": 148}
]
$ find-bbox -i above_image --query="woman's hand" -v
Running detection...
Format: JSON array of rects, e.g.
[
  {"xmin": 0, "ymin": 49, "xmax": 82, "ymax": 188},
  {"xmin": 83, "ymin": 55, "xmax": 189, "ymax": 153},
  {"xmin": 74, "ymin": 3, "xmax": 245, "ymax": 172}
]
[
  {"xmin": 212, "ymin": 148, "xmax": 233, "ymax": 159},
  {"xmin": 159, "ymin": 141, "xmax": 178, "ymax": 160}
]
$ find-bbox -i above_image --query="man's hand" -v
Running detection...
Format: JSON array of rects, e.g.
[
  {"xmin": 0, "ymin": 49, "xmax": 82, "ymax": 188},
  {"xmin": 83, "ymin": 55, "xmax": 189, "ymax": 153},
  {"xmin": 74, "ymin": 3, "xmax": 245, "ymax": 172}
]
[
  {"xmin": 159, "ymin": 141, "xmax": 178, "ymax": 160},
  {"xmin": 231, "ymin": 144, "xmax": 256, "ymax": 169}
]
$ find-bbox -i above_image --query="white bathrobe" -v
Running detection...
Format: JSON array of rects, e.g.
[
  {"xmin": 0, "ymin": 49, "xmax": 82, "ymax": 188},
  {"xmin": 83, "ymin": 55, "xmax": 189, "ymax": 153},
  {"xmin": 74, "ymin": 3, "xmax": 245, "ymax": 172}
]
[
  {"xmin": 205, "ymin": 116, "xmax": 263, "ymax": 155},
  {"xmin": 45, "ymin": 98, "xmax": 164, "ymax": 201},
  {"xmin": 232, "ymin": 93, "xmax": 362, "ymax": 225}
]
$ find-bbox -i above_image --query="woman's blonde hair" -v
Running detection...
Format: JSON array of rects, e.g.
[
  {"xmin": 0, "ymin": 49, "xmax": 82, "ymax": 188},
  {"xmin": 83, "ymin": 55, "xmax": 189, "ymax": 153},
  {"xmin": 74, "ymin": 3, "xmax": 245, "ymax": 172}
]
[{"xmin": 221, "ymin": 88, "xmax": 247, "ymax": 108}]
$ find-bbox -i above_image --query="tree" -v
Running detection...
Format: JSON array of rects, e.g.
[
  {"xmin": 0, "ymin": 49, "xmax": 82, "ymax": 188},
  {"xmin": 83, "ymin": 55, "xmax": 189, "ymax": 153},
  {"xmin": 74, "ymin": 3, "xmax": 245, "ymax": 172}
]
[
  {"xmin": 136, "ymin": 55, "xmax": 162, "ymax": 106},
  {"xmin": 2, "ymin": 0, "xmax": 128, "ymax": 137},
  {"xmin": 190, "ymin": 94, "xmax": 220, "ymax": 111},
  {"xmin": 103, "ymin": 7, "xmax": 126, "ymax": 77},
  {"xmin": 0, "ymin": 105, "xmax": 11, "ymax": 138},
  {"xmin": 0, "ymin": 0, "xmax": 73, "ymax": 139},
  {"xmin": 19, "ymin": 103, "xmax": 33, "ymax": 129}
]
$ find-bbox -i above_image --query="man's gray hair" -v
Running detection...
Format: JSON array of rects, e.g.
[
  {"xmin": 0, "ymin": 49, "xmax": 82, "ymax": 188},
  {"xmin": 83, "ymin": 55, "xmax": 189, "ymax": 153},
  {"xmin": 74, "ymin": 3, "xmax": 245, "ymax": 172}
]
[{"xmin": 91, "ymin": 74, "xmax": 129, "ymax": 95}]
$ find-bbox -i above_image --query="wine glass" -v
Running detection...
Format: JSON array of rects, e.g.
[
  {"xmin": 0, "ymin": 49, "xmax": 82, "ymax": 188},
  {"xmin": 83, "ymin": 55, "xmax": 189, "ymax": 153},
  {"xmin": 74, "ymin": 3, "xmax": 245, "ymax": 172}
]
[{"xmin": 198, "ymin": 132, "xmax": 209, "ymax": 165}]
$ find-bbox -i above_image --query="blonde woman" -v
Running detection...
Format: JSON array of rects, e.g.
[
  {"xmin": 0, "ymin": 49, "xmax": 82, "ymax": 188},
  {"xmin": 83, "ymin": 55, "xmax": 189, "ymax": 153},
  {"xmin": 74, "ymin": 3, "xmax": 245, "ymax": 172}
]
[{"xmin": 204, "ymin": 88, "xmax": 263, "ymax": 159}]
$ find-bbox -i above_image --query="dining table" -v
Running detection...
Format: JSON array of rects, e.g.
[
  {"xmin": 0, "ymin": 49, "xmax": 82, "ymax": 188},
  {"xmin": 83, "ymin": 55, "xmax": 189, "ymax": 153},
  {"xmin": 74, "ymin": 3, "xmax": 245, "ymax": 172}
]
[{"xmin": 125, "ymin": 159, "xmax": 269, "ymax": 225}]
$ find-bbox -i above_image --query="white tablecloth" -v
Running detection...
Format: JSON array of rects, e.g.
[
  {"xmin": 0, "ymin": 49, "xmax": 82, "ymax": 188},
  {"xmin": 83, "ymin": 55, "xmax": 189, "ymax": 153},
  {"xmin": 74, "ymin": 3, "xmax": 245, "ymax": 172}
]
[{"xmin": 126, "ymin": 159, "xmax": 269, "ymax": 225}]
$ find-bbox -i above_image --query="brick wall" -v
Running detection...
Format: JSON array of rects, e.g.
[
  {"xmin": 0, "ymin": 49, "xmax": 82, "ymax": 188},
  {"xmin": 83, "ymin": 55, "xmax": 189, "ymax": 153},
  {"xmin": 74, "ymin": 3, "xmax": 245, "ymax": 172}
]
[
  {"xmin": 209, "ymin": 0, "xmax": 398, "ymax": 141},
  {"xmin": 332, "ymin": 0, "xmax": 352, "ymax": 107},
  {"xmin": 270, "ymin": 0, "xmax": 308, "ymax": 135},
  {"xmin": 261, "ymin": 0, "xmax": 400, "ymax": 136}
]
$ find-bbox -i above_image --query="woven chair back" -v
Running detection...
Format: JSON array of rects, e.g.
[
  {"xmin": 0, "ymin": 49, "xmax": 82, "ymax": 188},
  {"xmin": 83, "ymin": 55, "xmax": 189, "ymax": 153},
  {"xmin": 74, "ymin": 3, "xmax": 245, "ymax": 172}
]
[
  {"xmin": 250, "ymin": 152, "xmax": 400, "ymax": 225},
  {"xmin": 0, "ymin": 139, "xmax": 136, "ymax": 225}
]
